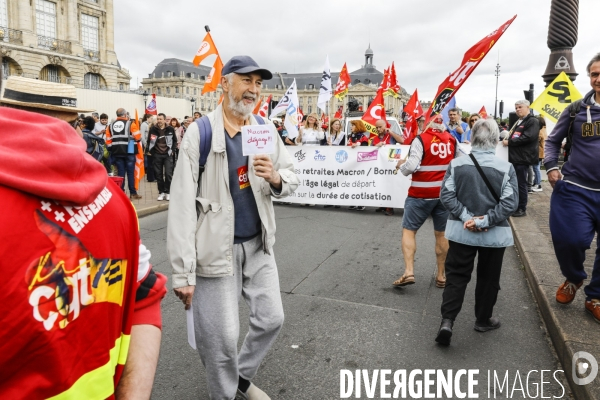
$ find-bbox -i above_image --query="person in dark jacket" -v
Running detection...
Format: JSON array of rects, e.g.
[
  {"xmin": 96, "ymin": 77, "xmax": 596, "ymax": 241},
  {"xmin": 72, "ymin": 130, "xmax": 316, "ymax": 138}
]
[
  {"xmin": 146, "ymin": 113, "xmax": 175, "ymax": 201},
  {"xmin": 544, "ymin": 53, "xmax": 600, "ymax": 323},
  {"xmin": 501, "ymin": 100, "xmax": 539, "ymax": 217}
]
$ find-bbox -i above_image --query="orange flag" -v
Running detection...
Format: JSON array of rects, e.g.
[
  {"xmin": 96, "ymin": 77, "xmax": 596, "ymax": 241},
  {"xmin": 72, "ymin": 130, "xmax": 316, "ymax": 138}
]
[
  {"xmin": 192, "ymin": 32, "xmax": 219, "ymax": 67},
  {"xmin": 132, "ymin": 109, "xmax": 145, "ymax": 191},
  {"xmin": 253, "ymin": 95, "xmax": 264, "ymax": 114},
  {"xmin": 202, "ymin": 56, "xmax": 223, "ymax": 94},
  {"xmin": 479, "ymin": 106, "xmax": 488, "ymax": 118},
  {"xmin": 218, "ymin": 93, "xmax": 224, "ymax": 105}
]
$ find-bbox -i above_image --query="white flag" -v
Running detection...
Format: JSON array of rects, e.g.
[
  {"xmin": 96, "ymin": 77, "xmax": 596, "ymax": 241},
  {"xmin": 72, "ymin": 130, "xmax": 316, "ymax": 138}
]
[
  {"xmin": 317, "ymin": 55, "xmax": 332, "ymax": 114},
  {"xmin": 270, "ymin": 79, "xmax": 300, "ymax": 140},
  {"xmin": 270, "ymin": 80, "xmax": 297, "ymax": 118}
]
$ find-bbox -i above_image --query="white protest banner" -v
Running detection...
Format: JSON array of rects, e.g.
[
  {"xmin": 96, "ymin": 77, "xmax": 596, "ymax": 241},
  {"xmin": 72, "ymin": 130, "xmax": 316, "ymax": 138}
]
[
  {"xmin": 280, "ymin": 145, "xmax": 412, "ymax": 207},
  {"xmin": 242, "ymin": 125, "xmax": 275, "ymax": 155}
]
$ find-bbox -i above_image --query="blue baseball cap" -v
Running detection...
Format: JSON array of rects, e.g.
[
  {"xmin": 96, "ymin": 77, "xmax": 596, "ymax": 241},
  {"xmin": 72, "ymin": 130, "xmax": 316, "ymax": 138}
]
[{"xmin": 221, "ymin": 56, "xmax": 273, "ymax": 80}]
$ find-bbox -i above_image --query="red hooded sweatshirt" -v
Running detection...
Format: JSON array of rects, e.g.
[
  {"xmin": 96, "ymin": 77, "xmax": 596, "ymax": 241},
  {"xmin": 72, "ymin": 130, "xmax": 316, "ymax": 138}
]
[{"xmin": 0, "ymin": 108, "xmax": 166, "ymax": 399}]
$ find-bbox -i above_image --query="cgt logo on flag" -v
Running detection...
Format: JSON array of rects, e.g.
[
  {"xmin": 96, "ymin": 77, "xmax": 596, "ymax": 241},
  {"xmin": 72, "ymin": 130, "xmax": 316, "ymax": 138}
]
[
  {"xmin": 196, "ymin": 41, "xmax": 211, "ymax": 57},
  {"xmin": 388, "ymin": 148, "xmax": 402, "ymax": 162}
]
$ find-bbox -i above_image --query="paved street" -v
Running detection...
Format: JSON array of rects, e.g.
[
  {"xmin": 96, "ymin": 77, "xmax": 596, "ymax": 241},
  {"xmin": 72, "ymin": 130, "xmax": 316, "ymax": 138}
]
[{"xmin": 143, "ymin": 205, "xmax": 570, "ymax": 399}]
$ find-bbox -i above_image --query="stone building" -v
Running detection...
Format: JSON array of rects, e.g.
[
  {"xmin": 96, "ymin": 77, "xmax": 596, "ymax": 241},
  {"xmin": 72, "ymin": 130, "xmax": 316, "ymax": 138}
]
[
  {"xmin": 0, "ymin": 0, "xmax": 131, "ymax": 90},
  {"xmin": 142, "ymin": 58, "xmax": 216, "ymax": 115},
  {"xmin": 143, "ymin": 46, "xmax": 410, "ymax": 118}
]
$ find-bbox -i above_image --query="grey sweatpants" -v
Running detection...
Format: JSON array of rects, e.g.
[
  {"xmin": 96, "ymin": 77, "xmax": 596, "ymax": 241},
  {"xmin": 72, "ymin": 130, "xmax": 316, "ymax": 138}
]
[{"xmin": 192, "ymin": 235, "xmax": 284, "ymax": 400}]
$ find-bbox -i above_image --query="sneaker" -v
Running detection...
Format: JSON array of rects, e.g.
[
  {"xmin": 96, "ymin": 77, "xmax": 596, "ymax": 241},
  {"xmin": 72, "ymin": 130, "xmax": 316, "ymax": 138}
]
[
  {"xmin": 375, "ymin": 207, "xmax": 384, "ymax": 212},
  {"xmin": 356, "ymin": 206, "xmax": 366, "ymax": 211},
  {"xmin": 348, "ymin": 206, "xmax": 357, "ymax": 210},
  {"xmin": 236, "ymin": 383, "xmax": 271, "ymax": 400},
  {"xmin": 474, "ymin": 317, "xmax": 501, "ymax": 332},
  {"xmin": 585, "ymin": 299, "xmax": 600, "ymax": 324},
  {"xmin": 130, "ymin": 194, "xmax": 142, "ymax": 200},
  {"xmin": 556, "ymin": 280, "xmax": 583, "ymax": 304},
  {"xmin": 384, "ymin": 208, "xmax": 395, "ymax": 216},
  {"xmin": 165, "ymin": 194, "xmax": 170, "ymax": 201},
  {"xmin": 512, "ymin": 209, "xmax": 527, "ymax": 217},
  {"xmin": 157, "ymin": 193, "xmax": 165, "ymax": 201},
  {"xmin": 532, "ymin": 184, "xmax": 543, "ymax": 192}
]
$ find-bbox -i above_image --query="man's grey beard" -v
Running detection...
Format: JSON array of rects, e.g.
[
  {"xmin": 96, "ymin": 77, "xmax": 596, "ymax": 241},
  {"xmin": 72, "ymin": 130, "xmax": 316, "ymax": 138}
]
[{"xmin": 227, "ymin": 91, "xmax": 257, "ymax": 118}]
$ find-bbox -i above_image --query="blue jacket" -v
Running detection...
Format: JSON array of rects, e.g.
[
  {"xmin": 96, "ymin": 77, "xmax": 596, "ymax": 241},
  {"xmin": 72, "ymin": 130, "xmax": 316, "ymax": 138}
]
[
  {"xmin": 440, "ymin": 149, "xmax": 519, "ymax": 247},
  {"xmin": 544, "ymin": 89, "xmax": 600, "ymax": 189}
]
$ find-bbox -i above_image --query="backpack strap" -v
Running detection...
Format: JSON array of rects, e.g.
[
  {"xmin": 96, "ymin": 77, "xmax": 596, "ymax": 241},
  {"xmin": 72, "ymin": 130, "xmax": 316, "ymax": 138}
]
[
  {"xmin": 196, "ymin": 116, "xmax": 213, "ymax": 173},
  {"xmin": 565, "ymin": 99, "xmax": 583, "ymax": 161},
  {"xmin": 469, "ymin": 153, "xmax": 500, "ymax": 203}
]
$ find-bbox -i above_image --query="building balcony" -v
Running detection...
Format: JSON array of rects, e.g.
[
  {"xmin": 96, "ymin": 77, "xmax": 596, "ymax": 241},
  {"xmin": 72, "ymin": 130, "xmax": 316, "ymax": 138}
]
[
  {"xmin": 37, "ymin": 36, "xmax": 72, "ymax": 54},
  {"xmin": 0, "ymin": 26, "xmax": 23, "ymax": 45},
  {"xmin": 84, "ymin": 49, "xmax": 100, "ymax": 62}
]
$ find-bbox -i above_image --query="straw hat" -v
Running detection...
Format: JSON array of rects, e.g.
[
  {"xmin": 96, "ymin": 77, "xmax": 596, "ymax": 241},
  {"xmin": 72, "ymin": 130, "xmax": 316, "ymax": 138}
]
[{"xmin": 0, "ymin": 76, "xmax": 94, "ymax": 113}]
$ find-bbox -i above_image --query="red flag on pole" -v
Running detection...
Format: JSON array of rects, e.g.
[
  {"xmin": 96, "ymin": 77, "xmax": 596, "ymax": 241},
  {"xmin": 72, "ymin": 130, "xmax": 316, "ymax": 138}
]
[
  {"xmin": 334, "ymin": 105, "xmax": 343, "ymax": 119},
  {"xmin": 361, "ymin": 87, "xmax": 387, "ymax": 135},
  {"xmin": 145, "ymin": 94, "xmax": 157, "ymax": 115},
  {"xmin": 386, "ymin": 62, "xmax": 401, "ymax": 97},
  {"xmin": 202, "ymin": 56, "xmax": 223, "ymax": 95},
  {"xmin": 192, "ymin": 31, "xmax": 223, "ymax": 94},
  {"xmin": 479, "ymin": 106, "xmax": 488, "ymax": 118},
  {"xmin": 258, "ymin": 94, "xmax": 271, "ymax": 118},
  {"xmin": 403, "ymin": 89, "xmax": 424, "ymax": 145},
  {"xmin": 334, "ymin": 63, "xmax": 351, "ymax": 100},
  {"xmin": 425, "ymin": 15, "xmax": 517, "ymax": 125}
]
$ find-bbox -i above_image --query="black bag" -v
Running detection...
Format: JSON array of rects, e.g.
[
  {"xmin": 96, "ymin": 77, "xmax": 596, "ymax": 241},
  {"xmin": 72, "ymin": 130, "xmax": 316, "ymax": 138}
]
[{"xmin": 83, "ymin": 132, "xmax": 106, "ymax": 162}]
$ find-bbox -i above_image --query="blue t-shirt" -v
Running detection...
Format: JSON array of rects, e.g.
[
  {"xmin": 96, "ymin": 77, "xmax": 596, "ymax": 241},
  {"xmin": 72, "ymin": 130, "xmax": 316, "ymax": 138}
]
[
  {"xmin": 225, "ymin": 130, "xmax": 262, "ymax": 243},
  {"xmin": 447, "ymin": 122, "xmax": 469, "ymax": 142}
]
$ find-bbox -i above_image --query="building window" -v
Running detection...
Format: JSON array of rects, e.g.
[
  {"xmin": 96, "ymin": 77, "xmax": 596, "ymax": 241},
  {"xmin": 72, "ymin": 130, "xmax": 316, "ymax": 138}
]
[
  {"xmin": 84, "ymin": 72, "xmax": 100, "ymax": 89},
  {"xmin": 36, "ymin": 0, "xmax": 57, "ymax": 38},
  {"xmin": 42, "ymin": 65, "xmax": 59, "ymax": 82},
  {"xmin": 308, "ymin": 105, "xmax": 312, "ymax": 114},
  {"xmin": 0, "ymin": 0, "xmax": 8, "ymax": 33},
  {"xmin": 81, "ymin": 14, "xmax": 99, "ymax": 51},
  {"xmin": 194, "ymin": 88, "xmax": 197, "ymax": 95},
  {"xmin": 308, "ymin": 97, "xmax": 312, "ymax": 104},
  {"xmin": 119, "ymin": 83, "xmax": 123, "ymax": 91},
  {"xmin": 166, "ymin": 87, "xmax": 170, "ymax": 94},
  {"xmin": 175, "ymin": 86, "xmax": 179, "ymax": 94},
  {"xmin": 186, "ymin": 87, "xmax": 189, "ymax": 94},
  {"xmin": 1, "ymin": 58, "xmax": 8, "ymax": 78}
]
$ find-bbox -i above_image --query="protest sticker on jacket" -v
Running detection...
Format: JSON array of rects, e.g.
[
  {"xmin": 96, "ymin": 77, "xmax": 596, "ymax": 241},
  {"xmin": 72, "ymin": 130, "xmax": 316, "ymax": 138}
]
[
  {"xmin": 242, "ymin": 125, "xmax": 275, "ymax": 155},
  {"xmin": 280, "ymin": 146, "xmax": 412, "ymax": 207}
]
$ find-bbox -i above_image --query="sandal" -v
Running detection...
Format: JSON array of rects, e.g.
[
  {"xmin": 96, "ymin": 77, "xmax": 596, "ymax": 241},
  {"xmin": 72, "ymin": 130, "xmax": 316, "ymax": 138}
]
[
  {"xmin": 393, "ymin": 275, "xmax": 415, "ymax": 287},
  {"xmin": 435, "ymin": 278, "xmax": 446, "ymax": 288}
]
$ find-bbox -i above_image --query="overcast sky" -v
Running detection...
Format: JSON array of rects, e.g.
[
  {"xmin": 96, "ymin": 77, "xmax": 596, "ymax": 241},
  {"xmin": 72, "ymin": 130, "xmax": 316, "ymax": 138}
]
[{"xmin": 114, "ymin": 0, "xmax": 599, "ymax": 115}]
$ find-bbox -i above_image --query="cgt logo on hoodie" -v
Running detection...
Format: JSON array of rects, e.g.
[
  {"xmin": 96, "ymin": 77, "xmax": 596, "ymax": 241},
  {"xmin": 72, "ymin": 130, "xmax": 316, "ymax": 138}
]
[{"xmin": 26, "ymin": 211, "xmax": 126, "ymax": 331}]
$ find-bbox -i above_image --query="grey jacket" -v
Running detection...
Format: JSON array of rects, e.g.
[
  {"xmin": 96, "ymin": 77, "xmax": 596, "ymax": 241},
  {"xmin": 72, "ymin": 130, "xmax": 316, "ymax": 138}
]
[
  {"xmin": 440, "ymin": 149, "xmax": 518, "ymax": 248},
  {"xmin": 167, "ymin": 105, "xmax": 299, "ymax": 288}
]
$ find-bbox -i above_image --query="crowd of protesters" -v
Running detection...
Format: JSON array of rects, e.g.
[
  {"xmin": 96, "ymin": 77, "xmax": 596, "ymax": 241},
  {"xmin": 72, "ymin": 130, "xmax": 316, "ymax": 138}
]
[{"xmin": 78, "ymin": 110, "xmax": 203, "ymax": 201}]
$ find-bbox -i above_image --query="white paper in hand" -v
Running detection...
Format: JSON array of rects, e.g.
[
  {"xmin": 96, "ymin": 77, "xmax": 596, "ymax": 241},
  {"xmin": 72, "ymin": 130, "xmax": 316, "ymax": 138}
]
[
  {"xmin": 242, "ymin": 125, "xmax": 275, "ymax": 156},
  {"xmin": 187, "ymin": 305, "xmax": 197, "ymax": 350}
]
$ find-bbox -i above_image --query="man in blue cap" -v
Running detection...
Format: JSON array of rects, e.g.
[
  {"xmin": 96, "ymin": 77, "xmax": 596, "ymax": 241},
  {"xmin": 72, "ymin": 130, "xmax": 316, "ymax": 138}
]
[{"xmin": 168, "ymin": 56, "xmax": 299, "ymax": 400}]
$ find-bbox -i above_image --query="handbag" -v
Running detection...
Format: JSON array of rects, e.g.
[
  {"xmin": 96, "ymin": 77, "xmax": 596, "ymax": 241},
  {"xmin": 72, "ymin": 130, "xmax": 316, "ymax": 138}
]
[{"xmin": 468, "ymin": 153, "xmax": 500, "ymax": 203}]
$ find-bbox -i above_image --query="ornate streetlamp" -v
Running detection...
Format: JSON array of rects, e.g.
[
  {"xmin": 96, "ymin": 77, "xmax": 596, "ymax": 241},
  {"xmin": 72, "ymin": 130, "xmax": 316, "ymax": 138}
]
[{"xmin": 543, "ymin": 0, "xmax": 579, "ymax": 86}]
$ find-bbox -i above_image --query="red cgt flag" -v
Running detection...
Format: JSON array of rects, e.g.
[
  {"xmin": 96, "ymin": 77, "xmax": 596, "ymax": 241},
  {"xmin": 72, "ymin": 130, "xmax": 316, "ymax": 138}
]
[
  {"xmin": 386, "ymin": 62, "xmax": 401, "ymax": 98},
  {"xmin": 334, "ymin": 63, "xmax": 351, "ymax": 100},
  {"xmin": 361, "ymin": 87, "xmax": 387, "ymax": 135},
  {"xmin": 425, "ymin": 15, "xmax": 517, "ymax": 125},
  {"xmin": 403, "ymin": 89, "xmax": 424, "ymax": 145},
  {"xmin": 479, "ymin": 106, "xmax": 488, "ymax": 118}
]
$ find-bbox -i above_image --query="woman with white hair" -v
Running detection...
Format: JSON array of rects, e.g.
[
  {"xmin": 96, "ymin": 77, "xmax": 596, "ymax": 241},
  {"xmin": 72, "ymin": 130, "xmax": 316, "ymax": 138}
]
[{"xmin": 435, "ymin": 118, "xmax": 519, "ymax": 346}]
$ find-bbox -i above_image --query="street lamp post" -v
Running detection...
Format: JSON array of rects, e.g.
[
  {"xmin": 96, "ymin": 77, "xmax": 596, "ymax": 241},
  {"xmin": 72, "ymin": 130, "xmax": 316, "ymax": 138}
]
[
  {"xmin": 190, "ymin": 97, "xmax": 196, "ymax": 116},
  {"xmin": 494, "ymin": 63, "xmax": 500, "ymax": 120},
  {"xmin": 142, "ymin": 90, "xmax": 148, "ymax": 113}
]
